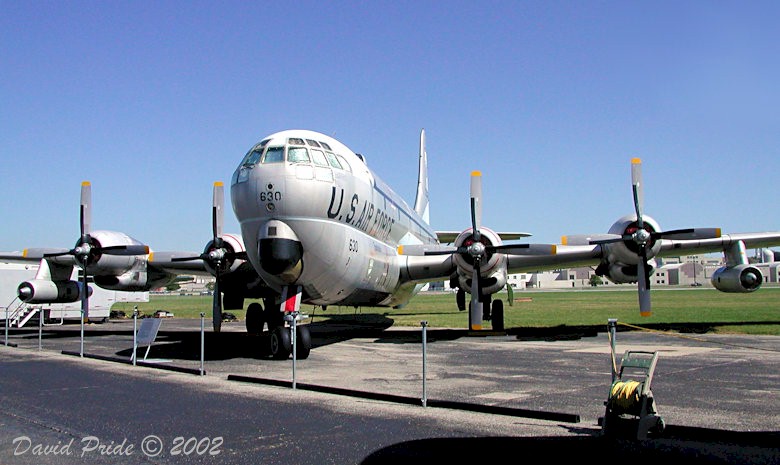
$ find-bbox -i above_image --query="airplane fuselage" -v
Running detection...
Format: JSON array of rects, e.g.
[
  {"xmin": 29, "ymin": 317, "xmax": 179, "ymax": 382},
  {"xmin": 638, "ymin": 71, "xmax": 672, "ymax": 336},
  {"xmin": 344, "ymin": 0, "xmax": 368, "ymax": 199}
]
[{"xmin": 231, "ymin": 130, "xmax": 437, "ymax": 308}]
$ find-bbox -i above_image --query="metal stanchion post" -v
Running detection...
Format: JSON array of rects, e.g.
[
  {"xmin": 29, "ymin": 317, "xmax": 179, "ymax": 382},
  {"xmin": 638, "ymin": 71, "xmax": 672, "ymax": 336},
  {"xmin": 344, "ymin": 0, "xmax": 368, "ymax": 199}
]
[
  {"xmin": 38, "ymin": 308, "xmax": 43, "ymax": 350},
  {"xmin": 290, "ymin": 313, "xmax": 297, "ymax": 390},
  {"xmin": 132, "ymin": 307, "xmax": 138, "ymax": 366},
  {"xmin": 200, "ymin": 312, "xmax": 205, "ymax": 376},
  {"xmin": 608, "ymin": 318, "xmax": 618, "ymax": 384},
  {"xmin": 5, "ymin": 305, "xmax": 9, "ymax": 346},
  {"xmin": 421, "ymin": 320, "xmax": 428, "ymax": 407}
]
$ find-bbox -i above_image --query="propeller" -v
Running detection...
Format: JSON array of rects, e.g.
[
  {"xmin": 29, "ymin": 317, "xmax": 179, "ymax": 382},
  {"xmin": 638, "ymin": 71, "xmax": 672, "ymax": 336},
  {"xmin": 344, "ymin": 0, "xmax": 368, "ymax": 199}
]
[
  {"xmin": 587, "ymin": 159, "xmax": 720, "ymax": 316},
  {"xmin": 401, "ymin": 171, "xmax": 556, "ymax": 330},
  {"xmin": 172, "ymin": 182, "xmax": 246, "ymax": 332},
  {"xmin": 44, "ymin": 182, "xmax": 149, "ymax": 322}
]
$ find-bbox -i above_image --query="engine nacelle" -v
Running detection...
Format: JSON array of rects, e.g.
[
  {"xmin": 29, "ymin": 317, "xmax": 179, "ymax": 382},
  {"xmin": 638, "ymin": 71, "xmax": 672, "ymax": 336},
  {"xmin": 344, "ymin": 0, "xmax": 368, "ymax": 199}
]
[
  {"xmin": 600, "ymin": 261, "xmax": 656, "ymax": 284},
  {"xmin": 711, "ymin": 265, "xmax": 763, "ymax": 293},
  {"xmin": 93, "ymin": 267, "xmax": 173, "ymax": 292},
  {"xmin": 17, "ymin": 279, "xmax": 90, "ymax": 303}
]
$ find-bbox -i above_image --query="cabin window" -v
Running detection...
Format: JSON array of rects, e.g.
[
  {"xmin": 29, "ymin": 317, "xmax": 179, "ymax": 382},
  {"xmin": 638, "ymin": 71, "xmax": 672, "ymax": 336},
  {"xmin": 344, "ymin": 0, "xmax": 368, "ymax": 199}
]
[
  {"xmin": 306, "ymin": 139, "xmax": 321, "ymax": 148},
  {"xmin": 288, "ymin": 147, "xmax": 310, "ymax": 163},
  {"xmin": 262, "ymin": 146, "xmax": 285, "ymax": 163},
  {"xmin": 325, "ymin": 152, "xmax": 343, "ymax": 169},
  {"xmin": 320, "ymin": 141, "xmax": 332, "ymax": 151},
  {"xmin": 310, "ymin": 149, "xmax": 329, "ymax": 167},
  {"xmin": 288, "ymin": 138, "xmax": 305, "ymax": 146}
]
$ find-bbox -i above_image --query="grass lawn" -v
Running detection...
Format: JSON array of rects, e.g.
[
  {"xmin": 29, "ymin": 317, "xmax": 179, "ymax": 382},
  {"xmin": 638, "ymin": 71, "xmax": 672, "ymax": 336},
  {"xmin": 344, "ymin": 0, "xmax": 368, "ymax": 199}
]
[{"xmin": 111, "ymin": 286, "xmax": 780, "ymax": 336}]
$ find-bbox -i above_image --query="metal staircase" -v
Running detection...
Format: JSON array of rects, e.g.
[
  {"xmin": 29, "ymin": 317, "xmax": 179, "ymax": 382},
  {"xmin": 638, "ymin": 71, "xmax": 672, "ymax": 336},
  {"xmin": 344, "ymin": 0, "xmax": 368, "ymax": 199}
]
[{"xmin": 3, "ymin": 298, "xmax": 41, "ymax": 328}]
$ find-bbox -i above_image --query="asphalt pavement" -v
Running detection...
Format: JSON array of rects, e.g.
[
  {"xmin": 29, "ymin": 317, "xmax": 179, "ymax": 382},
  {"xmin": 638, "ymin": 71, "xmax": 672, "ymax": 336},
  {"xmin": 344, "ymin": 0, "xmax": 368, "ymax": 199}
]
[{"xmin": 1, "ymin": 316, "xmax": 778, "ymax": 464}]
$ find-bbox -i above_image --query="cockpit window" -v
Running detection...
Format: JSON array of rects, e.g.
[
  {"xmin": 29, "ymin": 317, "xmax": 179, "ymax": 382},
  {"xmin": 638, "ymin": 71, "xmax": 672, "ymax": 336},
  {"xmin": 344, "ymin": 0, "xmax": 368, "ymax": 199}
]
[
  {"xmin": 242, "ymin": 148, "xmax": 263, "ymax": 166},
  {"xmin": 324, "ymin": 152, "xmax": 343, "ymax": 169},
  {"xmin": 288, "ymin": 147, "xmax": 310, "ymax": 163},
  {"xmin": 288, "ymin": 138, "xmax": 305, "ymax": 146},
  {"xmin": 320, "ymin": 142, "xmax": 332, "ymax": 151},
  {"xmin": 337, "ymin": 155, "xmax": 351, "ymax": 172},
  {"xmin": 262, "ymin": 146, "xmax": 285, "ymax": 163},
  {"xmin": 310, "ymin": 149, "xmax": 329, "ymax": 167},
  {"xmin": 306, "ymin": 139, "xmax": 321, "ymax": 148}
]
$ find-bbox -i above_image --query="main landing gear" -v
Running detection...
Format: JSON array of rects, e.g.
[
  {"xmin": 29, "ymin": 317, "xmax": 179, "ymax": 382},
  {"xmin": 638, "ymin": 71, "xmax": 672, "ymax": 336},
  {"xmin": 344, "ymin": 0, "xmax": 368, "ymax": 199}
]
[{"xmin": 244, "ymin": 298, "xmax": 312, "ymax": 360}]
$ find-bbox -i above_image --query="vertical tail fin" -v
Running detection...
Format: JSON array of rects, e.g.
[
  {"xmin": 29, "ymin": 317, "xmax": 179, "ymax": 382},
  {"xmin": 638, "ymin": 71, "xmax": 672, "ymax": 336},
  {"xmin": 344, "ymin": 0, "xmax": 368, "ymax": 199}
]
[{"xmin": 413, "ymin": 128, "xmax": 430, "ymax": 224}]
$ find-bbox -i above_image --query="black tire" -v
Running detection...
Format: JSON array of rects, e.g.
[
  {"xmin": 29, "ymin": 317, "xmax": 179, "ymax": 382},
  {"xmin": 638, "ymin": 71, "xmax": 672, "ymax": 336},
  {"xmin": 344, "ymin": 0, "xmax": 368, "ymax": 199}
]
[
  {"xmin": 295, "ymin": 325, "xmax": 312, "ymax": 359},
  {"xmin": 270, "ymin": 326, "xmax": 292, "ymax": 360},
  {"xmin": 491, "ymin": 299, "xmax": 504, "ymax": 332},
  {"xmin": 245, "ymin": 302, "xmax": 264, "ymax": 335}
]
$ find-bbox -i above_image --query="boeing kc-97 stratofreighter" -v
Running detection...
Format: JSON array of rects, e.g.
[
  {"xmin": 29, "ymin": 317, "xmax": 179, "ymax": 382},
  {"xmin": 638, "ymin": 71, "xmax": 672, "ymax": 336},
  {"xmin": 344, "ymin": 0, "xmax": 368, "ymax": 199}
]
[{"xmin": 4, "ymin": 129, "xmax": 780, "ymax": 360}]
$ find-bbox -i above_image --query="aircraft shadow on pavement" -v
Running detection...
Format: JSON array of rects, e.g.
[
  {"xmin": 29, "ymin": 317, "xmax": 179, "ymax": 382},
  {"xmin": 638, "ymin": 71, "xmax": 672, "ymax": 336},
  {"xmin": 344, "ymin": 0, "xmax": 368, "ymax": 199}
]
[
  {"xmin": 10, "ymin": 318, "xmax": 779, "ymax": 362},
  {"xmin": 361, "ymin": 427, "xmax": 780, "ymax": 465}
]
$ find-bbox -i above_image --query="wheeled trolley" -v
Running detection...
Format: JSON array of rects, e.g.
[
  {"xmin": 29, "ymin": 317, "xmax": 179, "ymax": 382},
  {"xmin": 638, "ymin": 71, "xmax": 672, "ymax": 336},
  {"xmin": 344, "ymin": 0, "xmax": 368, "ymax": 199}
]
[{"xmin": 602, "ymin": 350, "xmax": 665, "ymax": 440}]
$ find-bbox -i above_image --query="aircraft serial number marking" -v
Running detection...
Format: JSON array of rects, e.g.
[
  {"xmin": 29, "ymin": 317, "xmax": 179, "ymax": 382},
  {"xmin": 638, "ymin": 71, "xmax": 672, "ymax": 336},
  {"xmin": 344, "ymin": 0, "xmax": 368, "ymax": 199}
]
[
  {"xmin": 259, "ymin": 191, "xmax": 282, "ymax": 202},
  {"xmin": 327, "ymin": 187, "xmax": 395, "ymax": 240}
]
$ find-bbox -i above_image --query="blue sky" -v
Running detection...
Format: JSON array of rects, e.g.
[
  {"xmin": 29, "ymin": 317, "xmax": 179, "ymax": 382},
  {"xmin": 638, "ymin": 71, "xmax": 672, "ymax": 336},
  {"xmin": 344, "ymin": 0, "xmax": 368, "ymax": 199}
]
[{"xmin": 2, "ymin": 1, "xmax": 778, "ymax": 254}]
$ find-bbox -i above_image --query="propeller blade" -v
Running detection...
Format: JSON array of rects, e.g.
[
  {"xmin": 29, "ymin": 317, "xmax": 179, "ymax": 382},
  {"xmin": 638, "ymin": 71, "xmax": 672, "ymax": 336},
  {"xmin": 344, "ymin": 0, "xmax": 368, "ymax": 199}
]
[
  {"xmin": 212, "ymin": 269, "xmax": 222, "ymax": 332},
  {"xmin": 470, "ymin": 171, "xmax": 482, "ymax": 241},
  {"xmin": 469, "ymin": 259, "xmax": 482, "ymax": 330},
  {"xmin": 43, "ymin": 249, "xmax": 77, "ymax": 258},
  {"xmin": 491, "ymin": 243, "xmax": 557, "ymax": 256},
  {"xmin": 100, "ymin": 244, "xmax": 150, "ymax": 255},
  {"xmin": 225, "ymin": 250, "xmax": 248, "ymax": 261},
  {"xmin": 171, "ymin": 254, "xmax": 206, "ymax": 262},
  {"xmin": 655, "ymin": 227, "xmax": 721, "ymax": 241},
  {"xmin": 637, "ymin": 247, "xmax": 652, "ymax": 317},
  {"xmin": 81, "ymin": 259, "xmax": 89, "ymax": 321},
  {"xmin": 212, "ymin": 182, "xmax": 224, "ymax": 241},
  {"xmin": 631, "ymin": 158, "xmax": 643, "ymax": 227},
  {"xmin": 506, "ymin": 283, "xmax": 514, "ymax": 306},
  {"xmin": 80, "ymin": 181, "xmax": 92, "ymax": 238},
  {"xmin": 562, "ymin": 234, "xmax": 619, "ymax": 246}
]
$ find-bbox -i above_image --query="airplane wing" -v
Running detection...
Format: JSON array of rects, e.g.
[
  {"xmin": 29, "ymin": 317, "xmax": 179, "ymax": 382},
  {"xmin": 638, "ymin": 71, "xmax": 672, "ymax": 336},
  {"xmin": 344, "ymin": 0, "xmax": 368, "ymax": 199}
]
[{"xmin": 505, "ymin": 232, "xmax": 780, "ymax": 274}]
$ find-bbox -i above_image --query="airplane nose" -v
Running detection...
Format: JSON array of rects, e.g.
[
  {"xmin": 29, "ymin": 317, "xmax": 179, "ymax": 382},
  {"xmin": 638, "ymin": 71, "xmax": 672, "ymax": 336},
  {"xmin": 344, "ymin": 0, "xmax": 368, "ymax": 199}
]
[{"xmin": 258, "ymin": 220, "xmax": 303, "ymax": 283}]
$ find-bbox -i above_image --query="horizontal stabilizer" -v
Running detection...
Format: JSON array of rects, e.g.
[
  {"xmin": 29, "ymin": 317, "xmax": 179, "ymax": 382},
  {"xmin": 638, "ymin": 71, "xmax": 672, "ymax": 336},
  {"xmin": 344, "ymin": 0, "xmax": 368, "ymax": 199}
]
[{"xmin": 436, "ymin": 231, "xmax": 532, "ymax": 244}]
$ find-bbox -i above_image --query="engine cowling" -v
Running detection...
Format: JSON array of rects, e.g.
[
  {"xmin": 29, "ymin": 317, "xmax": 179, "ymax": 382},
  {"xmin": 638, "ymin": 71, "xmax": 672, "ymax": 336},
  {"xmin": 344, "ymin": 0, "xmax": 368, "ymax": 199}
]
[
  {"xmin": 203, "ymin": 233, "xmax": 247, "ymax": 277},
  {"xmin": 711, "ymin": 265, "xmax": 763, "ymax": 293},
  {"xmin": 451, "ymin": 227, "xmax": 507, "ymax": 296},
  {"xmin": 17, "ymin": 279, "xmax": 89, "ymax": 303},
  {"xmin": 601, "ymin": 214, "xmax": 663, "ymax": 266}
]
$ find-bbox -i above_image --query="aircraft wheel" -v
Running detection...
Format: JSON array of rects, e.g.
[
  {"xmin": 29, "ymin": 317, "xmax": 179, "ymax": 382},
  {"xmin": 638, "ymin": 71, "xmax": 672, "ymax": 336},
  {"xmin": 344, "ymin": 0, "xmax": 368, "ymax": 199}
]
[
  {"xmin": 491, "ymin": 300, "xmax": 504, "ymax": 332},
  {"xmin": 270, "ymin": 326, "xmax": 292, "ymax": 360},
  {"xmin": 295, "ymin": 325, "xmax": 312, "ymax": 359},
  {"xmin": 245, "ymin": 302, "xmax": 264, "ymax": 335}
]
